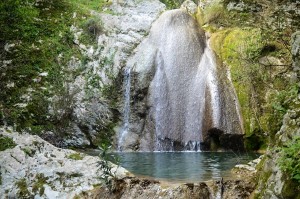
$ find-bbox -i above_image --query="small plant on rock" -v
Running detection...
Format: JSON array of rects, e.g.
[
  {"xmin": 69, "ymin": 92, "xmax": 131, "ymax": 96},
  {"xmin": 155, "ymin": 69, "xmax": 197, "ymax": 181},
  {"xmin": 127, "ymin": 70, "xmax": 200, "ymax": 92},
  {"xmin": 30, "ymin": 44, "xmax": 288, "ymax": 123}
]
[
  {"xmin": 97, "ymin": 142, "xmax": 119, "ymax": 192},
  {"xmin": 0, "ymin": 135, "xmax": 16, "ymax": 151},
  {"xmin": 16, "ymin": 178, "xmax": 31, "ymax": 198},
  {"xmin": 67, "ymin": 153, "xmax": 84, "ymax": 160}
]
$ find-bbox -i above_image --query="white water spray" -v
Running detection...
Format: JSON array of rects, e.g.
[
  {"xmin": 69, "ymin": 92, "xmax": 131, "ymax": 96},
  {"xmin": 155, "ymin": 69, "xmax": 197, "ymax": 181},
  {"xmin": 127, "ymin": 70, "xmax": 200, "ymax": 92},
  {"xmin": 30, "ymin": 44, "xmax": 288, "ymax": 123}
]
[{"xmin": 118, "ymin": 67, "xmax": 131, "ymax": 151}]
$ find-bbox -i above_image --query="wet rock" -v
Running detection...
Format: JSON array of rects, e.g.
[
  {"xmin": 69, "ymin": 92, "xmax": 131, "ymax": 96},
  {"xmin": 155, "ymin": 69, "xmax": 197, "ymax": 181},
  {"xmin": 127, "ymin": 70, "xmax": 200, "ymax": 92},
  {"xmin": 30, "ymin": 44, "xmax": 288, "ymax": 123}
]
[{"xmin": 120, "ymin": 9, "xmax": 244, "ymax": 151}]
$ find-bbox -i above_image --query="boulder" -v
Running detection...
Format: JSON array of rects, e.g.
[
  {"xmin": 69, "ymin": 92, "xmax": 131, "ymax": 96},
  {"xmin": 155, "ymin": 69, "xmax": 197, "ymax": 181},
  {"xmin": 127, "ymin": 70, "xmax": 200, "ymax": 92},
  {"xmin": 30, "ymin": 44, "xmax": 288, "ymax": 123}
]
[{"xmin": 0, "ymin": 127, "xmax": 128, "ymax": 198}]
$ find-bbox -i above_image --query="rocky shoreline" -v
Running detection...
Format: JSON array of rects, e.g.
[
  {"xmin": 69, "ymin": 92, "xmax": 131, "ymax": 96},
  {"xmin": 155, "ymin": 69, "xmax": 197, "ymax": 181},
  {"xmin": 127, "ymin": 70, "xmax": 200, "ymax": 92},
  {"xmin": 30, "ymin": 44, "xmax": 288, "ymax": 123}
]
[{"xmin": 0, "ymin": 127, "xmax": 261, "ymax": 199}]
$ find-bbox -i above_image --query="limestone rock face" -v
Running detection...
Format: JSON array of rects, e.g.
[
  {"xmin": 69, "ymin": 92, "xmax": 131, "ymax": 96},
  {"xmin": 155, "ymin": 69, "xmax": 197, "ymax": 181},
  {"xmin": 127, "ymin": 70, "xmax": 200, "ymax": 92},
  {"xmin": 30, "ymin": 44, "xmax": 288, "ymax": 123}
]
[
  {"xmin": 0, "ymin": 127, "xmax": 128, "ymax": 198},
  {"xmin": 253, "ymin": 32, "xmax": 300, "ymax": 198},
  {"xmin": 50, "ymin": 0, "xmax": 165, "ymax": 148},
  {"xmin": 292, "ymin": 31, "xmax": 300, "ymax": 76}
]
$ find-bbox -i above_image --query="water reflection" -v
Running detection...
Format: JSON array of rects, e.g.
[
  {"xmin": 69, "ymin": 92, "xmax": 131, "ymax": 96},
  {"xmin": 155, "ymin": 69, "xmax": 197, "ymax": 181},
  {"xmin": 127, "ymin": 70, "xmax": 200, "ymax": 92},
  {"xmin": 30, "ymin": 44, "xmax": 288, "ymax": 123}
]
[{"xmin": 113, "ymin": 152, "xmax": 259, "ymax": 182}]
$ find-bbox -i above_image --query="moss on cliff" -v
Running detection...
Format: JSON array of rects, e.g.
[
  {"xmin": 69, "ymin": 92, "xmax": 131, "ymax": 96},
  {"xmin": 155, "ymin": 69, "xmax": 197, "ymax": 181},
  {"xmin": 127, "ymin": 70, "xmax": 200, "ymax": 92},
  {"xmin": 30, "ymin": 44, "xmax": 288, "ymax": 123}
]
[
  {"xmin": 0, "ymin": 0, "xmax": 82, "ymax": 134},
  {"xmin": 203, "ymin": 0, "xmax": 298, "ymax": 150},
  {"xmin": 210, "ymin": 28, "xmax": 269, "ymax": 150},
  {"xmin": 0, "ymin": 0, "xmax": 117, "ymax": 147},
  {"xmin": 206, "ymin": 0, "xmax": 300, "ymax": 197}
]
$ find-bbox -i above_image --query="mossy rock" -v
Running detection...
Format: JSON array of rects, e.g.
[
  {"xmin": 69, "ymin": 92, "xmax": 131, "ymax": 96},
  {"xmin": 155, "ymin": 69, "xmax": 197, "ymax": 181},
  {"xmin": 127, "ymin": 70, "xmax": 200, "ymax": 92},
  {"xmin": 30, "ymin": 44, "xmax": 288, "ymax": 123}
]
[
  {"xmin": 210, "ymin": 28, "xmax": 263, "ymax": 137},
  {"xmin": 67, "ymin": 153, "xmax": 84, "ymax": 160},
  {"xmin": 281, "ymin": 179, "xmax": 300, "ymax": 199}
]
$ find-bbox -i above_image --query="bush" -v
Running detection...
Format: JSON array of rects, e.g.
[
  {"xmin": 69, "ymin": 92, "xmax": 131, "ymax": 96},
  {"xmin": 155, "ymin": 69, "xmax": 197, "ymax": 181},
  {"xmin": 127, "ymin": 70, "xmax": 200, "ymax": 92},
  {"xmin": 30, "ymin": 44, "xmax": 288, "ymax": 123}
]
[
  {"xmin": 202, "ymin": 3, "xmax": 226, "ymax": 25},
  {"xmin": 81, "ymin": 17, "xmax": 104, "ymax": 42},
  {"xmin": 0, "ymin": 0, "xmax": 39, "ymax": 41},
  {"xmin": 278, "ymin": 137, "xmax": 300, "ymax": 183},
  {"xmin": 0, "ymin": 135, "xmax": 16, "ymax": 151},
  {"xmin": 98, "ymin": 142, "xmax": 119, "ymax": 192}
]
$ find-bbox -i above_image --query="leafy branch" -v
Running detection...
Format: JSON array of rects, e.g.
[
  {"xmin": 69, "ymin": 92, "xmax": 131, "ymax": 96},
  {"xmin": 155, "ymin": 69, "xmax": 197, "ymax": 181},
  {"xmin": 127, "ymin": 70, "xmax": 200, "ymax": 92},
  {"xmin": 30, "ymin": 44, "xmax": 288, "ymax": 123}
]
[{"xmin": 97, "ymin": 142, "xmax": 119, "ymax": 192}]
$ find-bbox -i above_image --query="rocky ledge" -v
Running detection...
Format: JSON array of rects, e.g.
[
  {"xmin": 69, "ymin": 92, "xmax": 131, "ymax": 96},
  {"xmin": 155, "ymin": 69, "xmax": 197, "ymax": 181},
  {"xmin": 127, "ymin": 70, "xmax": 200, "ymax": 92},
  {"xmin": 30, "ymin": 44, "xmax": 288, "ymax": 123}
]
[{"xmin": 0, "ymin": 127, "xmax": 128, "ymax": 198}]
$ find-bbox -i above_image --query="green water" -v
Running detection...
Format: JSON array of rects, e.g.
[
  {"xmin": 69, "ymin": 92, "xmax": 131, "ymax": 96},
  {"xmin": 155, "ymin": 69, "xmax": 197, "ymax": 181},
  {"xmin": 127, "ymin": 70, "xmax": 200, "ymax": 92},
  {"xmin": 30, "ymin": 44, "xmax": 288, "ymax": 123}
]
[{"xmin": 114, "ymin": 152, "xmax": 259, "ymax": 182}]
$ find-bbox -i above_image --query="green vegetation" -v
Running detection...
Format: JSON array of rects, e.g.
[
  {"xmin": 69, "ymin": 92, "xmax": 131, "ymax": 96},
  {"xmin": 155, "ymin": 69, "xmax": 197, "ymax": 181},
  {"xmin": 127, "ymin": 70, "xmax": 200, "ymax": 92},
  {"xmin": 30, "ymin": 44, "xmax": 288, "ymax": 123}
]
[
  {"xmin": 80, "ymin": 16, "xmax": 104, "ymax": 42},
  {"xmin": 32, "ymin": 173, "xmax": 48, "ymax": 196},
  {"xmin": 21, "ymin": 147, "xmax": 35, "ymax": 157},
  {"xmin": 70, "ymin": 0, "xmax": 112, "ymax": 12},
  {"xmin": 98, "ymin": 142, "xmax": 119, "ymax": 192},
  {"xmin": 0, "ymin": 0, "xmax": 117, "ymax": 147},
  {"xmin": 278, "ymin": 137, "xmax": 300, "ymax": 183},
  {"xmin": 200, "ymin": 2, "xmax": 226, "ymax": 25},
  {"xmin": 201, "ymin": 0, "xmax": 298, "ymax": 150},
  {"xmin": 159, "ymin": 0, "xmax": 197, "ymax": 9},
  {"xmin": 0, "ymin": 135, "xmax": 16, "ymax": 151},
  {"xmin": 159, "ymin": 0, "xmax": 183, "ymax": 9},
  {"xmin": 67, "ymin": 153, "xmax": 84, "ymax": 160},
  {"xmin": 0, "ymin": 0, "xmax": 83, "ymax": 134},
  {"xmin": 16, "ymin": 178, "xmax": 31, "ymax": 198}
]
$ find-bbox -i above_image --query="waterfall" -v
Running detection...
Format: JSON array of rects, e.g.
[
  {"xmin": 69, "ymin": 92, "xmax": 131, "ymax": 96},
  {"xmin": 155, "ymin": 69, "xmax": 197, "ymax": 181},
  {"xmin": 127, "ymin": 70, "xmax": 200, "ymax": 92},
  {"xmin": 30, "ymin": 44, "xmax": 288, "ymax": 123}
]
[
  {"xmin": 118, "ymin": 67, "xmax": 131, "ymax": 151},
  {"xmin": 120, "ymin": 9, "xmax": 244, "ymax": 151},
  {"xmin": 152, "ymin": 44, "xmax": 222, "ymax": 151}
]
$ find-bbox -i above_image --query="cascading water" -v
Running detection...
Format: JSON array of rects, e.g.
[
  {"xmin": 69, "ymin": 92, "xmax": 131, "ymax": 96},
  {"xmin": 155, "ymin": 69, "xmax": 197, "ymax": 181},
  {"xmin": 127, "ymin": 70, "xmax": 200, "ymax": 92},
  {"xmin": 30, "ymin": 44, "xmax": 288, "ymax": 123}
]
[
  {"xmin": 118, "ymin": 67, "xmax": 131, "ymax": 151},
  {"xmin": 152, "ymin": 44, "xmax": 221, "ymax": 152},
  {"xmin": 119, "ymin": 9, "xmax": 244, "ymax": 151}
]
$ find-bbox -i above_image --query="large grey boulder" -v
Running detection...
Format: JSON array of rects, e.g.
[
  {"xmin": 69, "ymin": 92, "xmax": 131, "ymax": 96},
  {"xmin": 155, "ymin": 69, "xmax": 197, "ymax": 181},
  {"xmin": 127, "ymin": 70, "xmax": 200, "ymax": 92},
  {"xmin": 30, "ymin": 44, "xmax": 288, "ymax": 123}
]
[{"xmin": 0, "ymin": 127, "xmax": 128, "ymax": 199}]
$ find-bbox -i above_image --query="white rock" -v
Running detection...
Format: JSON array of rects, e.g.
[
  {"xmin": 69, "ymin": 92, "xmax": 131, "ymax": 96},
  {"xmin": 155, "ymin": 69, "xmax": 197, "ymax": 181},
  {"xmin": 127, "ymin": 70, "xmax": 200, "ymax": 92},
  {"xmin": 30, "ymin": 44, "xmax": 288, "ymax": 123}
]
[
  {"xmin": 4, "ymin": 43, "xmax": 15, "ymax": 52},
  {"xmin": 235, "ymin": 164, "xmax": 256, "ymax": 171},
  {"xmin": 39, "ymin": 72, "xmax": 48, "ymax": 77},
  {"xmin": 0, "ymin": 127, "xmax": 129, "ymax": 198}
]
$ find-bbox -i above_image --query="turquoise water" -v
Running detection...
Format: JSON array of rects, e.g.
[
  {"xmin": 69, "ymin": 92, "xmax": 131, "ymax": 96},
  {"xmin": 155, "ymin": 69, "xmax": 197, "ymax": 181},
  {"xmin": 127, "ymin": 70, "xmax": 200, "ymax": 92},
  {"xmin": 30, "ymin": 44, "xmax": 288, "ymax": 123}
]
[{"xmin": 113, "ymin": 152, "xmax": 259, "ymax": 182}]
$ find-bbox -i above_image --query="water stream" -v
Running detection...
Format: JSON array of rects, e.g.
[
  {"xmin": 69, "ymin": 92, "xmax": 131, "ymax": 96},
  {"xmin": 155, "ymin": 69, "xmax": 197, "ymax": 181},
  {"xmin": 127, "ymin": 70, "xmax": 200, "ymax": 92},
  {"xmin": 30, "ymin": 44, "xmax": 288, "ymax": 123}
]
[{"xmin": 118, "ymin": 67, "xmax": 131, "ymax": 151}]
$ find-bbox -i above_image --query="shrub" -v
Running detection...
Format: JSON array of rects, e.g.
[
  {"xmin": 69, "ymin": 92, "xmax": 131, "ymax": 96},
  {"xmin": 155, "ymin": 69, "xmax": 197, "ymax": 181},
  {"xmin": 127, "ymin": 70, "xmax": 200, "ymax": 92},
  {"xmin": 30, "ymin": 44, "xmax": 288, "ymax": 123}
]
[
  {"xmin": 32, "ymin": 173, "xmax": 48, "ymax": 196},
  {"xmin": 278, "ymin": 137, "xmax": 300, "ymax": 183},
  {"xmin": 0, "ymin": 135, "xmax": 16, "ymax": 151},
  {"xmin": 16, "ymin": 178, "xmax": 31, "ymax": 198},
  {"xmin": 80, "ymin": 17, "xmax": 104, "ymax": 42},
  {"xmin": 202, "ymin": 3, "xmax": 226, "ymax": 25},
  {"xmin": 97, "ymin": 142, "xmax": 119, "ymax": 192}
]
